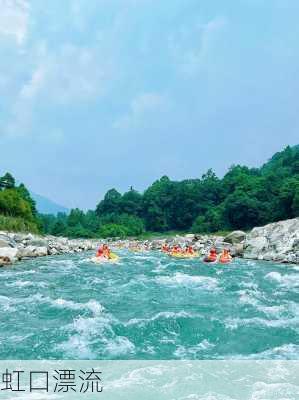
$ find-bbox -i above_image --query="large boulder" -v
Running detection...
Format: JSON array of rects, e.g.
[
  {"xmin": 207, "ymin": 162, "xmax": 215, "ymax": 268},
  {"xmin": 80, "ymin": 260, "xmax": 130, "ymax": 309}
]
[
  {"xmin": 48, "ymin": 247, "xmax": 59, "ymax": 255},
  {"xmin": 244, "ymin": 218, "xmax": 299, "ymax": 263},
  {"xmin": 185, "ymin": 234, "xmax": 195, "ymax": 240},
  {"xmin": 0, "ymin": 248, "xmax": 18, "ymax": 265},
  {"xmin": 34, "ymin": 246, "xmax": 48, "ymax": 257},
  {"xmin": 17, "ymin": 246, "xmax": 36, "ymax": 258},
  {"xmin": 0, "ymin": 234, "xmax": 15, "ymax": 248},
  {"xmin": 26, "ymin": 238, "xmax": 49, "ymax": 247},
  {"xmin": 17, "ymin": 246, "xmax": 48, "ymax": 258},
  {"xmin": 12, "ymin": 233, "xmax": 27, "ymax": 243},
  {"xmin": 224, "ymin": 231, "xmax": 246, "ymax": 244},
  {"xmin": 230, "ymin": 243, "xmax": 244, "ymax": 257},
  {"xmin": 20, "ymin": 233, "xmax": 34, "ymax": 243}
]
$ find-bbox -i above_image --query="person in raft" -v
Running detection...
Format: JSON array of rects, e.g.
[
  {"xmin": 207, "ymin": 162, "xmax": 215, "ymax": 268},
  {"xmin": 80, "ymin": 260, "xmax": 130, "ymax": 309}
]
[
  {"xmin": 103, "ymin": 244, "xmax": 111, "ymax": 259},
  {"xmin": 96, "ymin": 244, "xmax": 111, "ymax": 259},
  {"xmin": 96, "ymin": 245, "xmax": 104, "ymax": 258},
  {"xmin": 186, "ymin": 245, "xmax": 194, "ymax": 255},
  {"xmin": 204, "ymin": 248, "xmax": 217, "ymax": 262},
  {"xmin": 219, "ymin": 249, "xmax": 232, "ymax": 264},
  {"xmin": 162, "ymin": 243, "xmax": 169, "ymax": 253},
  {"xmin": 172, "ymin": 245, "xmax": 182, "ymax": 254}
]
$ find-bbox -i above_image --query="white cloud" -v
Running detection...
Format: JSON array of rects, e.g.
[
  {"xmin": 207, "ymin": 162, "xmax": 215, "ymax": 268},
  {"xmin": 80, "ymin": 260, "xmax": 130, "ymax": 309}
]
[
  {"xmin": 3, "ymin": 42, "xmax": 111, "ymax": 136},
  {"xmin": 170, "ymin": 16, "xmax": 228, "ymax": 77},
  {"xmin": 0, "ymin": 0, "xmax": 29, "ymax": 45},
  {"xmin": 19, "ymin": 66, "xmax": 45, "ymax": 99},
  {"xmin": 18, "ymin": 43, "xmax": 108, "ymax": 104},
  {"xmin": 6, "ymin": 65, "xmax": 45, "ymax": 136},
  {"xmin": 5, "ymin": 96, "xmax": 33, "ymax": 137},
  {"xmin": 113, "ymin": 92, "xmax": 169, "ymax": 130}
]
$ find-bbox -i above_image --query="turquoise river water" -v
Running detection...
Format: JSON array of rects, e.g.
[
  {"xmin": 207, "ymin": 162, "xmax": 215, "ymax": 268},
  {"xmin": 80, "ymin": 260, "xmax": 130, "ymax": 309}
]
[{"xmin": 0, "ymin": 250, "xmax": 298, "ymax": 359}]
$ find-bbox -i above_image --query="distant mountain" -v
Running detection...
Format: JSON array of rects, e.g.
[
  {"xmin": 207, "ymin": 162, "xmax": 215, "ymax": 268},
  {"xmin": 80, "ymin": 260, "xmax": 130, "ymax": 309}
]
[{"xmin": 31, "ymin": 192, "xmax": 69, "ymax": 215}]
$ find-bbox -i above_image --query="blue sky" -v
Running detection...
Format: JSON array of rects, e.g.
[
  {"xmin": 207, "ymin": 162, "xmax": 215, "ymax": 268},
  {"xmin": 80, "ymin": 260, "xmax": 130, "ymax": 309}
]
[{"xmin": 0, "ymin": 0, "xmax": 298, "ymax": 209}]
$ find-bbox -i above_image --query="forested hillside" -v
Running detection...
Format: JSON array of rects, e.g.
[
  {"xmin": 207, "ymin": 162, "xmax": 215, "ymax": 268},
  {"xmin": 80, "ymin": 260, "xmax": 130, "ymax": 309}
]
[
  {"xmin": 0, "ymin": 173, "xmax": 39, "ymax": 233},
  {"xmin": 39, "ymin": 145, "xmax": 298, "ymax": 238}
]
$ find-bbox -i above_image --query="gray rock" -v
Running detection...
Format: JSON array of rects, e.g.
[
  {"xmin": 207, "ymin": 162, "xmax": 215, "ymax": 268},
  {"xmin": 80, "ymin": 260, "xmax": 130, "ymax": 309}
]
[
  {"xmin": 17, "ymin": 245, "xmax": 48, "ymax": 258},
  {"xmin": 244, "ymin": 218, "xmax": 299, "ymax": 263},
  {"xmin": 34, "ymin": 246, "xmax": 48, "ymax": 257},
  {"xmin": 185, "ymin": 234, "xmax": 195, "ymax": 239},
  {"xmin": 12, "ymin": 233, "xmax": 27, "ymax": 243},
  {"xmin": 48, "ymin": 248, "xmax": 59, "ymax": 255},
  {"xmin": 22, "ymin": 233, "xmax": 34, "ymax": 242},
  {"xmin": 17, "ymin": 246, "xmax": 36, "ymax": 258},
  {"xmin": 0, "ymin": 234, "xmax": 16, "ymax": 248},
  {"xmin": 231, "ymin": 243, "xmax": 244, "ymax": 257},
  {"xmin": 224, "ymin": 231, "xmax": 246, "ymax": 244},
  {"xmin": 0, "ymin": 248, "xmax": 18, "ymax": 265},
  {"xmin": 0, "ymin": 231, "xmax": 100, "ymax": 264},
  {"xmin": 0, "ymin": 239, "xmax": 11, "ymax": 248},
  {"xmin": 27, "ymin": 239, "xmax": 48, "ymax": 247}
]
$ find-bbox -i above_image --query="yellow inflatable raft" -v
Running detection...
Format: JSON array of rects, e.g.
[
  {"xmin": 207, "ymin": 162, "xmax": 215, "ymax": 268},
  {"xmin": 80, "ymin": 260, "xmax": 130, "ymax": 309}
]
[
  {"xmin": 168, "ymin": 252, "xmax": 199, "ymax": 259},
  {"xmin": 90, "ymin": 253, "xmax": 120, "ymax": 264}
]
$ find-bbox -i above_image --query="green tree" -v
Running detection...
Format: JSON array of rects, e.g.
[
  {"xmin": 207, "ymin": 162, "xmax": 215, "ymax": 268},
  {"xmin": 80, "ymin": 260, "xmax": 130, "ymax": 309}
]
[
  {"xmin": 292, "ymin": 189, "xmax": 299, "ymax": 216},
  {"xmin": 52, "ymin": 220, "xmax": 66, "ymax": 236},
  {"xmin": 0, "ymin": 189, "xmax": 33, "ymax": 220},
  {"xmin": 39, "ymin": 213, "xmax": 57, "ymax": 234},
  {"xmin": 67, "ymin": 208, "xmax": 86, "ymax": 227},
  {"xmin": 0, "ymin": 173, "xmax": 15, "ymax": 189},
  {"xmin": 142, "ymin": 176, "xmax": 173, "ymax": 231},
  {"xmin": 84, "ymin": 210, "xmax": 101, "ymax": 233},
  {"xmin": 120, "ymin": 188, "xmax": 143, "ymax": 216},
  {"xmin": 17, "ymin": 183, "xmax": 37, "ymax": 216},
  {"xmin": 117, "ymin": 214, "xmax": 144, "ymax": 236},
  {"xmin": 98, "ymin": 223, "xmax": 128, "ymax": 239},
  {"xmin": 222, "ymin": 190, "xmax": 263, "ymax": 230},
  {"xmin": 30, "ymin": 144, "xmax": 299, "ymax": 238},
  {"xmin": 277, "ymin": 178, "xmax": 299, "ymax": 219},
  {"xmin": 96, "ymin": 189, "xmax": 122, "ymax": 216}
]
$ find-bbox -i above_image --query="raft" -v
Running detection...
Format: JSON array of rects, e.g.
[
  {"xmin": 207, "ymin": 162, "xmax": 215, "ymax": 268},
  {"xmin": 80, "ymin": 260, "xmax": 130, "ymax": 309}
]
[
  {"xmin": 203, "ymin": 258, "xmax": 218, "ymax": 264},
  {"xmin": 168, "ymin": 252, "xmax": 199, "ymax": 259},
  {"xmin": 90, "ymin": 253, "xmax": 120, "ymax": 264},
  {"xmin": 218, "ymin": 258, "xmax": 232, "ymax": 264}
]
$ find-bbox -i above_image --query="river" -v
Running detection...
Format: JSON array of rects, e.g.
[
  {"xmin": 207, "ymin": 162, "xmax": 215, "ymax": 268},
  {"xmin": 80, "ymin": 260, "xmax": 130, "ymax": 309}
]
[{"xmin": 0, "ymin": 250, "xmax": 298, "ymax": 359}]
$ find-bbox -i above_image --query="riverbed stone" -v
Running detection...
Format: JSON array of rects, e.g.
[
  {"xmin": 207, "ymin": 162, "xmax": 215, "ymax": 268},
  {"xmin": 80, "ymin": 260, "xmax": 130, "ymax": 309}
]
[
  {"xmin": 185, "ymin": 234, "xmax": 195, "ymax": 240},
  {"xmin": 27, "ymin": 238, "xmax": 48, "ymax": 247},
  {"xmin": 224, "ymin": 231, "xmax": 246, "ymax": 244},
  {"xmin": 0, "ymin": 234, "xmax": 17, "ymax": 248},
  {"xmin": 0, "ymin": 248, "xmax": 18, "ymax": 264},
  {"xmin": 231, "ymin": 243, "xmax": 244, "ymax": 257},
  {"xmin": 17, "ymin": 245, "xmax": 48, "ymax": 258},
  {"xmin": 0, "ymin": 239, "xmax": 11, "ymax": 248},
  {"xmin": 244, "ymin": 217, "xmax": 299, "ymax": 263},
  {"xmin": 34, "ymin": 246, "xmax": 49, "ymax": 257}
]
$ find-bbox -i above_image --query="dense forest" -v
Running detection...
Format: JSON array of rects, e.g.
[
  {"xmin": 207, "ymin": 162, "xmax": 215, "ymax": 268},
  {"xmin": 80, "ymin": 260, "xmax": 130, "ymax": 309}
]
[
  {"xmin": 1, "ymin": 145, "xmax": 298, "ymax": 238},
  {"xmin": 0, "ymin": 173, "xmax": 39, "ymax": 233}
]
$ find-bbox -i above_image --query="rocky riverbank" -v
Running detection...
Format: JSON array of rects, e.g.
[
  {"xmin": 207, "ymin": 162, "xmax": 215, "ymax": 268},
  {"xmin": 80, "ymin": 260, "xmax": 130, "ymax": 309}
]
[
  {"xmin": 111, "ymin": 217, "xmax": 299, "ymax": 264},
  {"xmin": 0, "ymin": 232, "xmax": 98, "ymax": 266},
  {"xmin": 0, "ymin": 217, "xmax": 298, "ymax": 266},
  {"xmin": 244, "ymin": 217, "xmax": 299, "ymax": 264}
]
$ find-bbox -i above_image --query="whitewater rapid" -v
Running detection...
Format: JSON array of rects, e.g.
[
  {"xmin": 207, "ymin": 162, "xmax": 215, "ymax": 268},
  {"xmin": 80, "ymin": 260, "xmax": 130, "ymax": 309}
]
[{"xmin": 0, "ymin": 250, "xmax": 298, "ymax": 359}]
